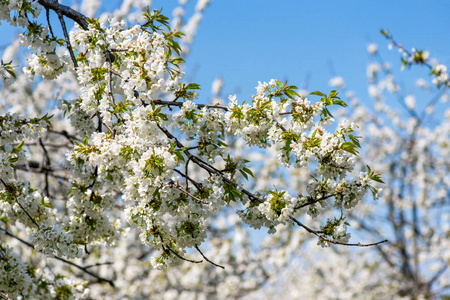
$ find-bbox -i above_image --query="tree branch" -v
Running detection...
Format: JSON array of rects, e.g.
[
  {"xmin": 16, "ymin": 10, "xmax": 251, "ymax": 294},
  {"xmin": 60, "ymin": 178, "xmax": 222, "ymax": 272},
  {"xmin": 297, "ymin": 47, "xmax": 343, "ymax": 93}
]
[
  {"xmin": 1, "ymin": 228, "xmax": 115, "ymax": 287},
  {"xmin": 57, "ymin": 12, "xmax": 78, "ymax": 68},
  {"xmin": 38, "ymin": 0, "xmax": 89, "ymax": 30},
  {"xmin": 164, "ymin": 244, "xmax": 202, "ymax": 264},
  {"xmin": 0, "ymin": 179, "xmax": 40, "ymax": 229},
  {"xmin": 194, "ymin": 244, "xmax": 225, "ymax": 269},
  {"xmin": 168, "ymin": 180, "xmax": 210, "ymax": 205},
  {"xmin": 289, "ymin": 216, "xmax": 388, "ymax": 247}
]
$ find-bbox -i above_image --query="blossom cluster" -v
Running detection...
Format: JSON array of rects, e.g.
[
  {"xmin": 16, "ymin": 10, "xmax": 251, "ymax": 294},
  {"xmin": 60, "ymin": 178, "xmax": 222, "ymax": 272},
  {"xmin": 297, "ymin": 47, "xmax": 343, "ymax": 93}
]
[
  {"xmin": 382, "ymin": 30, "xmax": 450, "ymax": 88},
  {"xmin": 0, "ymin": 245, "xmax": 89, "ymax": 299},
  {"xmin": 63, "ymin": 14, "xmax": 380, "ymax": 266}
]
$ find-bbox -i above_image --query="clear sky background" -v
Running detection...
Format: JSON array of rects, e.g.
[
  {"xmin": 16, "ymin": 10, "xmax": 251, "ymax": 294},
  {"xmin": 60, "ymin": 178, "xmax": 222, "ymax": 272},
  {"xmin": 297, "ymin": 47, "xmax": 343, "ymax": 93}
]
[{"xmin": 151, "ymin": 0, "xmax": 450, "ymax": 108}]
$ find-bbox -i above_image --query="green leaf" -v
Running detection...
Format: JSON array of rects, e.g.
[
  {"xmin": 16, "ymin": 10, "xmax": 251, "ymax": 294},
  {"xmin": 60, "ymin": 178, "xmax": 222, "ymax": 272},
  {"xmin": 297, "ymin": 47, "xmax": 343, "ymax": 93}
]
[
  {"xmin": 310, "ymin": 91, "xmax": 326, "ymax": 97},
  {"xmin": 8, "ymin": 156, "xmax": 19, "ymax": 163},
  {"xmin": 242, "ymin": 167, "xmax": 254, "ymax": 178},
  {"xmin": 321, "ymin": 107, "xmax": 334, "ymax": 118},
  {"xmin": 285, "ymin": 89, "xmax": 299, "ymax": 100},
  {"xmin": 332, "ymin": 99, "xmax": 347, "ymax": 107},
  {"xmin": 239, "ymin": 169, "xmax": 249, "ymax": 180},
  {"xmin": 217, "ymin": 140, "xmax": 228, "ymax": 147},
  {"xmin": 370, "ymin": 175, "xmax": 385, "ymax": 184},
  {"xmin": 341, "ymin": 141, "xmax": 359, "ymax": 155},
  {"xmin": 175, "ymin": 150, "xmax": 185, "ymax": 162},
  {"xmin": 186, "ymin": 83, "xmax": 201, "ymax": 90},
  {"xmin": 5, "ymin": 67, "xmax": 16, "ymax": 79},
  {"xmin": 106, "ymin": 172, "xmax": 113, "ymax": 181},
  {"xmin": 16, "ymin": 141, "xmax": 24, "ymax": 152},
  {"xmin": 348, "ymin": 134, "xmax": 361, "ymax": 148},
  {"xmin": 171, "ymin": 57, "xmax": 185, "ymax": 65},
  {"xmin": 329, "ymin": 90, "xmax": 338, "ymax": 98}
]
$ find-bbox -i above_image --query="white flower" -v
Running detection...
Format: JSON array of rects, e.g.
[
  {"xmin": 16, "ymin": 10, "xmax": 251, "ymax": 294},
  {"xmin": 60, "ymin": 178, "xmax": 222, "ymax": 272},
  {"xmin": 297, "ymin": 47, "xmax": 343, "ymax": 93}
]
[
  {"xmin": 367, "ymin": 43, "xmax": 378, "ymax": 54},
  {"xmin": 404, "ymin": 94, "xmax": 415, "ymax": 110},
  {"xmin": 328, "ymin": 76, "xmax": 345, "ymax": 88}
]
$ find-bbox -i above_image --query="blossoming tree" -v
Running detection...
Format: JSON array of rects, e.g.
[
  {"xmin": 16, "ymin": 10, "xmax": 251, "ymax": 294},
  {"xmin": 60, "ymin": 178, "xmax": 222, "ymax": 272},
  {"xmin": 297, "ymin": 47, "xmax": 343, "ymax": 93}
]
[
  {"xmin": 0, "ymin": 1, "xmax": 414, "ymax": 299},
  {"xmin": 243, "ymin": 36, "xmax": 450, "ymax": 300}
]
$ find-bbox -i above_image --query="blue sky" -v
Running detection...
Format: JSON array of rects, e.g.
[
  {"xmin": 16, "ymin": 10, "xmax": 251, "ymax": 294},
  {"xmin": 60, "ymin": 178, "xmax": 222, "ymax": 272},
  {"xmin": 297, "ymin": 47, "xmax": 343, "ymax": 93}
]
[{"xmin": 154, "ymin": 0, "xmax": 450, "ymax": 107}]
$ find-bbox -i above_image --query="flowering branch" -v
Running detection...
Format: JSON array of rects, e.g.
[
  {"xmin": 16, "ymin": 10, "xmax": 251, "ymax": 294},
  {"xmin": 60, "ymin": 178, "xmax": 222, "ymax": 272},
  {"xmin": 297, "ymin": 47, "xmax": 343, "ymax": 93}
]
[
  {"xmin": 0, "ymin": 179, "xmax": 40, "ymax": 229},
  {"xmin": 381, "ymin": 30, "xmax": 449, "ymax": 88},
  {"xmin": 1, "ymin": 227, "xmax": 115, "ymax": 287},
  {"xmin": 168, "ymin": 179, "xmax": 210, "ymax": 205},
  {"xmin": 0, "ymin": 4, "xmax": 387, "ymax": 296}
]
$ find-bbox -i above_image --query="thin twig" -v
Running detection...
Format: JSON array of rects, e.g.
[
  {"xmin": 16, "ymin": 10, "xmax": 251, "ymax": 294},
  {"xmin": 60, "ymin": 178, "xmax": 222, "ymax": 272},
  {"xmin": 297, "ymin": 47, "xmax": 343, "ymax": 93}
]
[
  {"xmin": 164, "ymin": 244, "xmax": 202, "ymax": 264},
  {"xmin": 184, "ymin": 157, "xmax": 191, "ymax": 189},
  {"xmin": 84, "ymin": 261, "xmax": 114, "ymax": 270},
  {"xmin": 168, "ymin": 180, "xmax": 210, "ymax": 205},
  {"xmin": 173, "ymin": 168, "xmax": 203, "ymax": 192},
  {"xmin": 38, "ymin": 0, "xmax": 88, "ymax": 30},
  {"xmin": 149, "ymin": 99, "xmax": 228, "ymax": 111},
  {"xmin": 289, "ymin": 217, "xmax": 388, "ymax": 247},
  {"xmin": 156, "ymin": 123, "xmax": 264, "ymax": 205},
  {"xmin": 38, "ymin": 138, "xmax": 51, "ymax": 197},
  {"xmin": 57, "ymin": 12, "xmax": 78, "ymax": 68},
  {"xmin": 0, "ymin": 179, "xmax": 40, "ymax": 229},
  {"xmin": 1, "ymin": 228, "xmax": 115, "ymax": 287},
  {"xmin": 15, "ymin": 163, "xmax": 70, "ymax": 182},
  {"xmin": 48, "ymin": 129, "xmax": 81, "ymax": 144},
  {"xmin": 294, "ymin": 193, "xmax": 336, "ymax": 209},
  {"xmin": 45, "ymin": 8, "xmax": 55, "ymax": 38},
  {"xmin": 194, "ymin": 244, "xmax": 225, "ymax": 269},
  {"xmin": 21, "ymin": 141, "xmax": 73, "ymax": 148},
  {"xmin": 106, "ymin": 67, "xmax": 122, "ymax": 77}
]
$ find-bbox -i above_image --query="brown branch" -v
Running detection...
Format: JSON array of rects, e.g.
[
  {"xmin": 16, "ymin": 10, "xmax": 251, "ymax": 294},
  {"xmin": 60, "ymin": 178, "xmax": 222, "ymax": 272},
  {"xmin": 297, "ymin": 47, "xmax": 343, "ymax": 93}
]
[
  {"xmin": 57, "ymin": 12, "xmax": 78, "ymax": 68},
  {"xmin": 84, "ymin": 261, "xmax": 114, "ymax": 270},
  {"xmin": 38, "ymin": 0, "xmax": 88, "ymax": 30},
  {"xmin": 168, "ymin": 180, "xmax": 210, "ymax": 205},
  {"xmin": 15, "ymin": 164, "xmax": 70, "ymax": 182},
  {"xmin": 164, "ymin": 244, "xmax": 202, "ymax": 264},
  {"xmin": 294, "ymin": 193, "xmax": 336, "ymax": 209},
  {"xmin": 155, "ymin": 123, "xmax": 264, "ymax": 204},
  {"xmin": 1, "ymin": 228, "xmax": 115, "ymax": 287},
  {"xmin": 289, "ymin": 216, "xmax": 388, "ymax": 247},
  {"xmin": 194, "ymin": 244, "xmax": 225, "ymax": 269},
  {"xmin": 150, "ymin": 99, "xmax": 228, "ymax": 111},
  {"xmin": 173, "ymin": 168, "xmax": 203, "ymax": 192},
  {"xmin": 48, "ymin": 129, "xmax": 81, "ymax": 144},
  {"xmin": 0, "ymin": 179, "xmax": 40, "ymax": 229},
  {"xmin": 38, "ymin": 138, "xmax": 51, "ymax": 197}
]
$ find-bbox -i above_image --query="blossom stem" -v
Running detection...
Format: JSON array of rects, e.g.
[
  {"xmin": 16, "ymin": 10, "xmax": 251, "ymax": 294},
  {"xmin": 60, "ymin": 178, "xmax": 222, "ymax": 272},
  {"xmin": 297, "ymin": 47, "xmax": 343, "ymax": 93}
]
[{"xmin": 289, "ymin": 216, "xmax": 388, "ymax": 247}]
